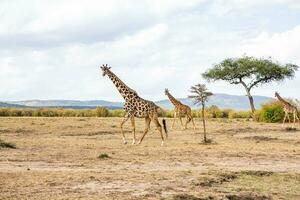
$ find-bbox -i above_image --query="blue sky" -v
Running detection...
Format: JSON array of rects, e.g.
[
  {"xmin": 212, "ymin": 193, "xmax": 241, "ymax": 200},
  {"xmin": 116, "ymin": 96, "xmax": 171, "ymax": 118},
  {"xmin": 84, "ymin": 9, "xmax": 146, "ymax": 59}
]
[{"xmin": 1, "ymin": 0, "xmax": 300, "ymax": 101}]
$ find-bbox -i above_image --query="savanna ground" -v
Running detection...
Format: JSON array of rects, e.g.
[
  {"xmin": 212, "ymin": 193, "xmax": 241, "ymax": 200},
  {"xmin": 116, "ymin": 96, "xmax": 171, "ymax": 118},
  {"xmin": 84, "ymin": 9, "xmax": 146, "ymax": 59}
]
[{"xmin": 0, "ymin": 117, "xmax": 300, "ymax": 200}]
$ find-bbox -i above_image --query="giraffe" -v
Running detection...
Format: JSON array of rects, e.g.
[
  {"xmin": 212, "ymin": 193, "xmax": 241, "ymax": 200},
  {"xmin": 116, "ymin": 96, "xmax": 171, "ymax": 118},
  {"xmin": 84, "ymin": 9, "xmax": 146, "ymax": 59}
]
[
  {"xmin": 165, "ymin": 89, "xmax": 196, "ymax": 130},
  {"xmin": 100, "ymin": 64, "xmax": 168, "ymax": 146},
  {"xmin": 275, "ymin": 92, "xmax": 299, "ymax": 128}
]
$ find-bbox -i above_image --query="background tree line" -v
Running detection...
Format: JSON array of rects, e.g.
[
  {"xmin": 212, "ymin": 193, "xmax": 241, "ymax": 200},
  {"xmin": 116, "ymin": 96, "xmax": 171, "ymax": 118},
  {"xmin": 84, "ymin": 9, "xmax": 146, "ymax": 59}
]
[{"xmin": 0, "ymin": 101, "xmax": 298, "ymax": 123}]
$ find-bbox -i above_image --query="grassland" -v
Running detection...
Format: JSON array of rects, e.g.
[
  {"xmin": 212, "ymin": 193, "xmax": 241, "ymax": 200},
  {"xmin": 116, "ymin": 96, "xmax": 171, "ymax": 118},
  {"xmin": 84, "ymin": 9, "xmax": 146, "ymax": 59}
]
[{"xmin": 0, "ymin": 117, "xmax": 300, "ymax": 199}]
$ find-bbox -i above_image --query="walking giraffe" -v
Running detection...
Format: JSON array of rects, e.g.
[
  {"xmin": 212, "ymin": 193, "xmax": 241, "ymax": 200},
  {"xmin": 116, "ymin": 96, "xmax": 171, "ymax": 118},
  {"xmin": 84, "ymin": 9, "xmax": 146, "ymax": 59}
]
[
  {"xmin": 100, "ymin": 64, "xmax": 168, "ymax": 145},
  {"xmin": 275, "ymin": 92, "xmax": 299, "ymax": 128},
  {"xmin": 165, "ymin": 89, "xmax": 196, "ymax": 130}
]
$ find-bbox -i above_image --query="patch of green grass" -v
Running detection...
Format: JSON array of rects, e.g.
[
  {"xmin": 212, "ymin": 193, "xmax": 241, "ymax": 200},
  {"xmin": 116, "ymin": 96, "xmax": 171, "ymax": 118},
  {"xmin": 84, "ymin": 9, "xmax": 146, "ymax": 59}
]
[
  {"xmin": 98, "ymin": 153, "xmax": 111, "ymax": 159},
  {"xmin": 0, "ymin": 139, "xmax": 16, "ymax": 149}
]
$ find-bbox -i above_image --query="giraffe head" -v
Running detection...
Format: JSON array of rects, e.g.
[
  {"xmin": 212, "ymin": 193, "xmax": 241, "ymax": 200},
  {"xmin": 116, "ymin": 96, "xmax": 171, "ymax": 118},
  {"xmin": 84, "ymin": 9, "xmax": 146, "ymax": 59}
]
[
  {"xmin": 164, "ymin": 88, "xmax": 169, "ymax": 95},
  {"xmin": 100, "ymin": 64, "xmax": 111, "ymax": 77},
  {"xmin": 275, "ymin": 91, "xmax": 279, "ymax": 98}
]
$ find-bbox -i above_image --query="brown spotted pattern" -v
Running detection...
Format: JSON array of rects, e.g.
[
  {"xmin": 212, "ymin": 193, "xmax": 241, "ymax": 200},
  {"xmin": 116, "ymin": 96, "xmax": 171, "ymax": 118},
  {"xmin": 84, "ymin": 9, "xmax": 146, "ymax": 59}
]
[
  {"xmin": 165, "ymin": 89, "xmax": 196, "ymax": 130},
  {"xmin": 100, "ymin": 64, "xmax": 167, "ymax": 145},
  {"xmin": 275, "ymin": 92, "xmax": 299, "ymax": 128}
]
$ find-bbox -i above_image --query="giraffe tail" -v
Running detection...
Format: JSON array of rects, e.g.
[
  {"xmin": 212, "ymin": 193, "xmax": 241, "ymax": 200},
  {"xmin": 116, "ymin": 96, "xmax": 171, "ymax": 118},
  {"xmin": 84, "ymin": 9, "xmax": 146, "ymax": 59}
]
[{"xmin": 162, "ymin": 119, "xmax": 168, "ymax": 138}]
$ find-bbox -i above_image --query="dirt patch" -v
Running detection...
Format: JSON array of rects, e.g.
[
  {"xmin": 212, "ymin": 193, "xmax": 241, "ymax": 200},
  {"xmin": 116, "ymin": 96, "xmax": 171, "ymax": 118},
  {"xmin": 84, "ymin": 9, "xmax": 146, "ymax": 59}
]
[
  {"xmin": 194, "ymin": 172, "xmax": 238, "ymax": 187},
  {"xmin": 217, "ymin": 127, "xmax": 256, "ymax": 135},
  {"xmin": 61, "ymin": 130, "xmax": 114, "ymax": 136},
  {"xmin": 74, "ymin": 180, "xmax": 152, "ymax": 196},
  {"xmin": 240, "ymin": 170, "xmax": 273, "ymax": 177},
  {"xmin": 285, "ymin": 127, "xmax": 298, "ymax": 132},
  {"xmin": 194, "ymin": 171, "xmax": 273, "ymax": 187},
  {"xmin": 171, "ymin": 194, "xmax": 216, "ymax": 200},
  {"xmin": 0, "ymin": 128, "xmax": 33, "ymax": 134},
  {"xmin": 0, "ymin": 129, "xmax": 10, "ymax": 133},
  {"xmin": 226, "ymin": 193, "xmax": 272, "ymax": 200},
  {"xmin": 242, "ymin": 136, "xmax": 278, "ymax": 141}
]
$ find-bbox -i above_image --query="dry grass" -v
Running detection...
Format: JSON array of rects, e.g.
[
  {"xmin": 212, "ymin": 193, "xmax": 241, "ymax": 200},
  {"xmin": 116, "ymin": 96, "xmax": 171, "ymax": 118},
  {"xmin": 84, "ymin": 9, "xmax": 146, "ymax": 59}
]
[{"xmin": 0, "ymin": 117, "xmax": 300, "ymax": 199}]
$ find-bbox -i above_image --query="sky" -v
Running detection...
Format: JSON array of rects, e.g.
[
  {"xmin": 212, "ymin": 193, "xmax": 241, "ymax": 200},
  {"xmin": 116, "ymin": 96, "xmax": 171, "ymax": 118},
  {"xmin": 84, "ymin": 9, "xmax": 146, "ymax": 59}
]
[{"xmin": 1, "ymin": 0, "xmax": 300, "ymax": 102}]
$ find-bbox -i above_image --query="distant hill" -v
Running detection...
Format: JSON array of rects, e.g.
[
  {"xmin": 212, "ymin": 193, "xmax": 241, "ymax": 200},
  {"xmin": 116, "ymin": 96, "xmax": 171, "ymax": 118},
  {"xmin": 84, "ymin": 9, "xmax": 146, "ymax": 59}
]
[
  {"xmin": 156, "ymin": 93, "xmax": 272, "ymax": 110},
  {"xmin": 8, "ymin": 100, "xmax": 123, "ymax": 108},
  {"xmin": 0, "ymin": 102, "xmax": 27, "ymax": 108},
  {"xmin": 4, "ymin": 93, "xmax": 273, "ymax": 110}
]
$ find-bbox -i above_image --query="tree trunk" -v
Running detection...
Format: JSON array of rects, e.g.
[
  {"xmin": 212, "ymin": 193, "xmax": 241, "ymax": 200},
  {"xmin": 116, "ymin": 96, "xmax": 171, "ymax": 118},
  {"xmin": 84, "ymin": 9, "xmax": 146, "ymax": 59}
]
[
  {"xmin": 202, "ymin": 104, "xmax": 207, "ymax": 143},
  {"xmin": 248, "ymin": 94, "xmax": 256, "ymax": 114},
  {"xmin": 240, "ymin": 80, "xmax": 256, "ymax": 119}
]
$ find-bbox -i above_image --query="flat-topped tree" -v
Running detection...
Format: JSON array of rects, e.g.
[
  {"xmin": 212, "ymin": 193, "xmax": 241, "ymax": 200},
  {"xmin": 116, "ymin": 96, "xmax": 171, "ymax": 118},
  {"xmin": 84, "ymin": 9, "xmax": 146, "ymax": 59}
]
[{"xmin": 202, "ymin": 56, "xmax": 299, "ymax": 116}]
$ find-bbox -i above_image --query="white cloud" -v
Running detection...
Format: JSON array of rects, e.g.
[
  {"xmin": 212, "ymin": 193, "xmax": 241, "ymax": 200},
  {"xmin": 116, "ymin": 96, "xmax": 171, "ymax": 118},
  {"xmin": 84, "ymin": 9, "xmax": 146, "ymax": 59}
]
[
  {"xmin": 241, "ymin": 25, "xmax": 300, "ymax": 63},
  {"xmin": 0, "ymin": 0, "xmax": 300, "ymax": 101}
]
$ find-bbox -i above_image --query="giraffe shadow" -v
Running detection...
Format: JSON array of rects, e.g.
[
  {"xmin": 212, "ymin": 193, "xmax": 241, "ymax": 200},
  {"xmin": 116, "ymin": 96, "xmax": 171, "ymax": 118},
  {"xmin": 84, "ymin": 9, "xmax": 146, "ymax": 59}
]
[{"xmin": 285, "ymin": 127, "xmax": 298, "ymax": 132}]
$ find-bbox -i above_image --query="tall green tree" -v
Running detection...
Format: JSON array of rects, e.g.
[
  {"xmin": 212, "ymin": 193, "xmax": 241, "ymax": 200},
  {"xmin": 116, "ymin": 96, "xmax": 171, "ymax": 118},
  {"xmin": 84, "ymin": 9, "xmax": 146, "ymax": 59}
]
[
  {"xmin": 188, "ymin": 84, "xmax": 213, "ymax": 143},
  {"xmin": 202, "ymin": 56, "xmax": 298, "ymax": 116}
]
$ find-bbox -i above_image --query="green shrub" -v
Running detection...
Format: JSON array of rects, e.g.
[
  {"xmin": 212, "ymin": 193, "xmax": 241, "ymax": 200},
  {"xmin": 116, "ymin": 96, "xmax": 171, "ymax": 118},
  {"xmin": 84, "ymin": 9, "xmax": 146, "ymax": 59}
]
[
  {"xmin": 98, "ymin": 153, "xmax": 111, "ymax": 159},
  {"xmin": 110, "ymin": 109, "xmax": 125, "ymax": 117},
  {"xmin": 0, "ymin": 109, "xmax": 9, "ymax": 117},
  {"xmin": 95, "ymin": 107, "xmax": 110, "ymax": 117},
  {"xmin": 206, "ymin": 105, "xmax": 222, "ymax": 118},
  {"xmin": 228, "ymin": 110, "xmax": 251, "ymax": 119},
  {"xmin": 257, "ymin": 100, "xmax": 284, "ymax": 123}
]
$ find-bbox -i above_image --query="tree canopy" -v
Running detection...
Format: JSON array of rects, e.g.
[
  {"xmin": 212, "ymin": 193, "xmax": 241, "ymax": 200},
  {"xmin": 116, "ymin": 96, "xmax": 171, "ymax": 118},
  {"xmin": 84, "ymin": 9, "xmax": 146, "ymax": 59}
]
[
  {"xmin": 202, "ymin": 56, "xmax": 299, "ymax": 114},
  {"xmin": 203, "ymin": 56, "xmax": 298, "ymax": 90},
  {"xmin": 188, "ymin": 84, "xmax": 213, "ymax": 106}
]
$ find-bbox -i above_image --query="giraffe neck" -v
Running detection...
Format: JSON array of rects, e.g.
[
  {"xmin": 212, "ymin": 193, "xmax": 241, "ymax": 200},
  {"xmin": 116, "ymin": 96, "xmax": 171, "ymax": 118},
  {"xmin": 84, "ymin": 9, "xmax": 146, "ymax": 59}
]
[
  {"xmin": 166, "ymin": 92, "xmax": 182, "ymax": 107},
  {"xmin": 105, "ymin": 70, "xmax": 138, "ymax": 101},
  {"xmin": 276, "ymin": 94, "xmax": 292, "ymax": 107}
]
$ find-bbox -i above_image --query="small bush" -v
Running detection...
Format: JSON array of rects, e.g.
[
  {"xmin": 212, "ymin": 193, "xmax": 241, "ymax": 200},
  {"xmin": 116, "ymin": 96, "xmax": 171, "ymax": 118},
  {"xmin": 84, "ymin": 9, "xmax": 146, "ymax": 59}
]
[
  {"xmin": 206, "ymin": 105, "xmax": 223, "ymax": 118},
  {"xmin": 257, "ymin": 100, "xmax": 284, "ymax": 123},
  {"xmin": 110, "ymin": 109, "xmax": 125, "ymax": 117},
  {"xmin": 98, "ymin": 153, "xmax": 111, "ymax": 159},
  {"xmin": 95, "ymin": 107, "xmax": 110, "ymax": 117},
  {"xmin": 228, "ymin": 111, "xmax": 251, "ymax": 119},
  {"xmin": 0, "ymin": 139, "xmax": 16, "ymax": 149}
]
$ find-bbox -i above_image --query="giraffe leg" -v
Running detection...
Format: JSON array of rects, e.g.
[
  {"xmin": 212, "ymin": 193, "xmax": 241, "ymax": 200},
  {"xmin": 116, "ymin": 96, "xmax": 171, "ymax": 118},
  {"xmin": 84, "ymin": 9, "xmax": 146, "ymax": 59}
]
[
  {"xmin": 152, "ymin": 116, "xmax": 165, "ymax": 146},
  {"xmin": 287, "ymin": 114, "xmax": 291, "ymax": 124},
  {"xmin": 138, "ymin": 117, "xmax": 151, "ymax": 145},
  {"xmin": 282, "ymin": 112, "xmax": 287, "ymax": 128},
  {"xmin": 179, "ymin": 117, "xmax": 184, "ymax": 130},
  {"xmin": 172, "ymin": 112, "xmax": 177, "ymax": 129},
  {"xmin": 191, "ymin": 116, "xmax": 196, "ymax": 130},
  {"xmin": 293, "ymin": 111, "xmax": 296, "ymax": 128},
  {"xmin": 184, "ymin": 116, "xmax": 189, "ymax": 130},
  {"xmin": 296, "ymin": 113, "xmax": 299, "ymax": 122},
  {"xmin": 184, "ymin": 113, "xmax": 193, "ymax": 130},
  {"xmin": 120, "ymin": 114, "xmax": 130, "ymax": 144},
  {"xmin": 130, "ymin": 116, "xmax": 136, "ymax": 145},
  {"xmin": 186, "ymin": 114, "xmax": 196, "ymax": 130}
]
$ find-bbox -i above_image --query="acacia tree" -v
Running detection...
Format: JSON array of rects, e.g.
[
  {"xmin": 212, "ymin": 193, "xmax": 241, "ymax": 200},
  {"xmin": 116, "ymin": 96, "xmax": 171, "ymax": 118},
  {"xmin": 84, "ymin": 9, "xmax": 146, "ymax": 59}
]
[
  {"xmin": 188, "ymin": 84, "xmax": 213, "ymax": 143},
  {"xmin": 202, "ymin": 56, "xmax": 298, "ymax": 116}
]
